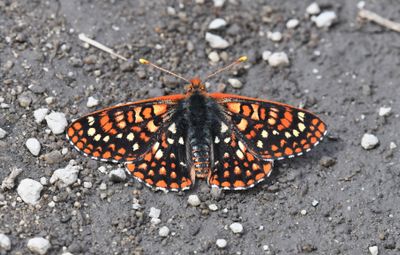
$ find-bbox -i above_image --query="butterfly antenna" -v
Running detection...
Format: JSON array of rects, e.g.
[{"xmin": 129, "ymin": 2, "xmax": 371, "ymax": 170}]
[
  {"xmin": 205, "ymin": 56, "xmax": 248, "ymax": 81},
  {"xmin": 139, "ymin": 59, "xmax": 190, "ymax": 83}
]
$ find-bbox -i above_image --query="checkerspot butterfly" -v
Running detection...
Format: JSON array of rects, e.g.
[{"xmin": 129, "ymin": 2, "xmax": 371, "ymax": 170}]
[{"xmin": 67, "ymin": 57, "xmax": 327, "ymax": 192}]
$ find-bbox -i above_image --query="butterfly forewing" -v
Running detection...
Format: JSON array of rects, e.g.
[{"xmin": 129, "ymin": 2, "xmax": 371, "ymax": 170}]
[
  {"xmin": 66, "ymin": 95, "xmax": 185, "ymax": 163},
  {"xmin": 210, "ymin": 93, "xmax": 327, "ymax": 161}
]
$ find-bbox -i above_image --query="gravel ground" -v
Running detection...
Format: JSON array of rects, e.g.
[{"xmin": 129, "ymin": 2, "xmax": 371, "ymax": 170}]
[{"xmin": 1, "ymin": 0, "xmax": 400, "ymax": 254}]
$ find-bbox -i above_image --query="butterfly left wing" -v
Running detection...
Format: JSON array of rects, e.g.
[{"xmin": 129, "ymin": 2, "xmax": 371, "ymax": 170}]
[{"xmin": 210, "ymin": 93, "xmax": 327, "ymax": 161}]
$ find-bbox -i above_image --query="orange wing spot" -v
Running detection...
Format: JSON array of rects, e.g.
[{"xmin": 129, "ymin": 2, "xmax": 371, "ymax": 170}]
[
  {"xmin": 67, "ymin": 128, "xmax": 75, "ymax": 137},
  {"xmin": 170, "ymin": 171, "xmax": 177, "ymax": 179},
  {"xmin": 148, "ymin": 170, "xmax": 155, "ymax": 176},
  {"xmin": 284, "ymin": 147, "xmax": 293, "ymax": 155},
  {"xmin": 100, "ymin": 115, "xmax": 110, "ymax": 127},
  {"xmin": 281, "ymin": 118, "xmax": 291, "ymax": 128},
  {"xmin": 103, "ymin": 122, "xmax": 113, "ymax": 132},
  {"xmin": 237, "ymin": 118, "xmax": 248, "ymax": 131},
  {"xmin": 251, "ymin": 104, "xmax": 260, "ymax": 120},
  {"xmin": 277, "ymin": 124, "xmax": 285, "ymax": 131},
  {"xmin": 268, "ymin": 118, "xmax": 276, "ymax": 125},
  {"xmin": 127, "ymin": 111, "xmax": 134, "ymax": 123},
  {"xmin": 115, "ymin": 114, "xmax": 124, "ymax": 122},
  {"xmin": 114, "ymin": 155, "xmax": 122, "ymax": 161},
  {"xmin": 263, "ymin": 163, "xmax": 272, "ymax": 174},
  {"xmin": 255, "ymin": 173, "xmax": 265, "ymax": 181},
  {"xmin": 246, "ymin": 170, "xmax": 252, "ymax": 177},
  {"xmin": 73, "ymin": 122, "xmax": 82, "ymax": 130},
  {"xmin": 315, "ymin": 130, "xmax": 322, "ymax": 138},
  {"xmin": 223, "ymin": 171, "xmax": 230, "ymax": 178},
  {"xmin": 271, "ymin": 145, "xmax": 279, "ymax": 151},
  {"xmin": 226, "ymin": 102, "xmax": 241, "ymax": 113},
  {"xmin": 233, "ymin": 180, "xmax": 245, "ymax": 188},
  {"xmin": 280, "ymin": 139, "xmax": 287, "ymax": 147},
  {"xmin": 109, "ymin": 129, "xmax": 118, "ymax": 135},
  {"xmin": 312, "ymin": 118, "xmax": 319, "ymax": 125},
  {"xmin": 260, "ymin": 108, "xmax": 266, "ymax": 120},
  {"xmin": 151, "ymin": 162, "xmax": 156, "ymax": 167},
  {"xmin": 243, "ymin": 162, "xmax": 249, "ymax": 167},
  {"xmin": 144, "ymin": 153, "xmax": 152, "ymax": 162},
  {"xmin": 284, "ymin": 111, "xmax": 293, "ymax": 122},
  {"xmin": 310, "ymin": 137, "xmax": 317, "ymax": 144},
  {"xmin": 303, "ymin": 144, "xmax": 310, "ymax": 149},
  {"xmin": 138, "ymin": 163, "xmax": 147, "ymax": 170},
  {"xmin": 133, "ymin": 171, "xmax": 144, "ymax": 179},
  {"xmin": 102, "ymin": 151, "xmax": 111, "ymax": 158},
  {"xmin": 249, "ymin": 130, "xmax": 256, "ymax": 138},
  {"xmin": 221, "ymin": 181, "xmax": 231, "ymax": 187},
  {"xmin": 234, "ymin": 160, "xmax": 239, "ymax": 166},
  {"xmin": 274, "ymin": 152, "xmax": 283, "ymax": 157},
  {"xmin": 142, "ymin": 107, "xmax": 153, "ymax": 119},
  {"xmin": 252, "ymin": 163, "xmax": 260, "ymax": 171},
  {"xmin": 117, "ymin": 121, "xmax": 127, "ymax": 129},
  {"xmin": 234, "ymin": 166, "xmax": 241, "ymax": 175},
  {"xmin": 71, "ymin": 136, "xmax": 78, "ymax": 143},
  {"xmin": 247, "ymin": 179, "xmax": 255, "ymax": 186},
  {"xmin": 246, "ymin": 134, "xmax": 252, "ymax": 139},
  {"xmin": 295, "ymin": 148, "xmax": 302, "ymax": 153},
  {"xmin": 134, "ymin": 107, "xmax": 144, "ymax": 123},
  {"xmin": 145, "ymin": 179, "xmax": 154, "ymax": 185},
  {"xmin": 140, "ymin": 132, "xmax": 150, "ymax": 142},
  {"xmin": 318, "ymin": 123, "xmax": 326, "ymax": 132},
  {"xmin": 161, "ymin": 161, "xmax": 167, "ymax": 166},
  {"xmin": 162, "ymin": 140, "xmax": 168, "ymax": 148},
  {"xmin": 181, "ymin": 178, "xmax": 192, "ymax": 188},
  {"xmin": 170, "ymin": 182, "xmax": 179, "ymax": 189},
  {"xmin": 76, "ymin": 142, "xmax": 84, "ymax": 149},
  {"xmin": 80, "ymin": 137, "xmax": 87, "ymax": 144},
  {"xmin": 301, "ymin": 139, "xmax": 307, "ymax": 145},
  {"xmin": 271, "ymin": 107, "xmax": 279, "ymax": 112},
  {"xmin": 108, "ymin": 144, "xmax": 116, "ymax": 151},
  {"xmin": 246, "ymin": 152, "xmax": 255, "ymax": 162},
  {"xmin": 242, "ymin": 105, "xmax": 252, "ymax": 116},
  {"xmin": 78, "ymin": 130, "xmax": 83, "ymax": 136},
  {"xmin": 310, "ymin": 126, "xmax": 315, "ymax": 131},
  {"xmin": 125, "ymin": 157, "xmax": 135, "ymax": 161},
  {"xmin": 92, "ymin": 151, "xmax": 101, "ymax": 157},
  {"xmin": 211, "ymin": 179, "xmax": 220, "ymax": 186},
  {"xmin": 269, "ymin": 111, "xmax": 278, "ymax": 118},
  {"xmin": 171, "ymin": 163, "xmax": 176, "ymax": 169},
  {"xmin": 126, "ymin": 164, "xmax": 136, "ymax": 172},
  {"xmin": 118, "ymin": 148, "xmax": 126, "ymax": 155},
  {"xmin": 87, "ymin": 144, "xmax": 93, "ymax": 150},
  {"xmin": 83, "ymin": 148, "xmax": 91, "ymax": 154},
  {"xmin": 254, "ymin": 124, "xmax": 264, "ymax": 130},
  {"xmin": 146, "ymin": 120, "xmax": 159, "ymax": 132},
  {"xmin": 131, "ymin": 126, "xmax": 141, "ymax": 132},
  {"xmin": 153, "ymin": 104, "xmax": 168, "ymax": 116},
  {"xmin": 159, "ymin": 167, "xmax": 167, "ymax": 176},
  {"xmin": 223, "ymin": 162, "xmax": 229, "ymax": 168}
]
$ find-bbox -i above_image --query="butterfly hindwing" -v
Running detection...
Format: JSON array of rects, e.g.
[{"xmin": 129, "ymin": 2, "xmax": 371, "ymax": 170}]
[
  {"xmin": 210, "ymin": 93, "xmax": 327, "ymax": 161},
  {"xmin": 66, "ymin": 95, "xmax": 185, "ymax": 163}
]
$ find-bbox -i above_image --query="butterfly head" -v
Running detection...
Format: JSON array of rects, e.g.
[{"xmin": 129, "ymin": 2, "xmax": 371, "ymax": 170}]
[{"xmin": 186, "ymin": 77, "xmax": 206, "ymax": 93}]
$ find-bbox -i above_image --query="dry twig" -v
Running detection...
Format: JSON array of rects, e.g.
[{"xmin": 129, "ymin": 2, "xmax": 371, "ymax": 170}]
[
  {"xmin": 78, "ymin": 33, "xmax": 128, "ymax": 61},
  {"xmin": 358, "ymin": 9, "xmax": 400, "ymax": 33}
]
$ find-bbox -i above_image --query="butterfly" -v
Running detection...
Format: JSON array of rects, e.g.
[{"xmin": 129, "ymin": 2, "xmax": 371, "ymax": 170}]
[{"xmin": 66, "ymin": 56, "xmax": 327, "ymax": 192}]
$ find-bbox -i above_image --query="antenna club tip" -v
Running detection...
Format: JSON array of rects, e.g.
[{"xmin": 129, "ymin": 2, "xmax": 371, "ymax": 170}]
[
  {"xmin": 238, "ymin": 56, "xmax": 248, "ymax": 62},
  {"xmin": 139, "ymin": 58, "xmax": 149, "ymax": 65}
]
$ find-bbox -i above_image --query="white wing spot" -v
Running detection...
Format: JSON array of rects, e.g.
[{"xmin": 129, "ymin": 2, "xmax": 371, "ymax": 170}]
[
  {"xmin": 236, "ymin": 150, "xmax": 244, "ymax": 159},
  {"xmin": 220, "ymin": 122, "xmax": 228, "ymax": 133},
  {"xmin": 155, "ymin": 149, "xmax": 163, "ymax": 159},
  {"xmin": 132, "ymin": 143, "xmax": 139, "ymax": 151},
  {"xmin": 214, "ymin": 136, "xmax": 220, "ymax": 144},
  {"xmin": 238, "ymin": 141, "xmax": 246, "ymax": 152},
  {"xmin": 167, "ymin": 138, "xmax": 174, "ymax": 144},
  {"xmin": 116, "ymin": 133, "xmax": 123, "ymax": 138},
  {"xmin": 224, "ymin": 137, "xmax": 231, "ymax": 143},
  {"xmin": 224, "ymin": 152, "xmax": 230, "ymax": 158},
  {"xmin": 87, "ymin": 128, "xmax": 96, "ymax": 136},
  {"xmin": 94, "ymin": 134, "xmax": 102, "ymax": 141},
  {"xmin": 293, "ymin": 129, "xmax": 300, "ymax": 137},
  {"xmin": 298, "ymin": 123, "xmax": 306, "ymax": 132},
  {"xmin": 152, "ymin": 142, "xmax": 160, "ymax": 152},
  {"xmin": 298, "ymin": 112, "xmax": 305, "ymax": 122},
  {"xmin": 168, "ymin": 123, "xmax": 177, "ymax": 134},
  {"xmin": 261, "ymin": 130, "xmax": 268, "ymax": 138},
  {"xmin": 285, "ymin": 132, "xmax": 292, "ymax": 138},
  {"xmin": 257, "ymin": 140, "xmax": 263, "ymax": 148},
  {"xmin": 103, "ymin": 135, "xmax": 110, "ymax": 142},
  {"xmin": 178, "ymin": 137, "xmax": 184, "ymax": 145},
  {"xmin": 127, "ymin": 133, "xmax": 135, "ymax": 141},
  {"xmin": 272, "ymin": 130, "xmax": 279, "ymax": 135},
  {"xmin": 87, "ymin": 116, "xmax": 95, "ymax": 126}
]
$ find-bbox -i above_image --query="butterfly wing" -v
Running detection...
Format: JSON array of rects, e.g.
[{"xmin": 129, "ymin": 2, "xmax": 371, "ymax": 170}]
[
  {"xmin": 210, "ymin": 93, "xmax": 327, "ymax": 161},
  {"xmin": 66, "ymin": 95, "xmax": 185, "ymax": 163}
]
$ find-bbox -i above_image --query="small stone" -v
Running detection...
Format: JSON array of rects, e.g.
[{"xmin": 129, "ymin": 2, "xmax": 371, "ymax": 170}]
[
  {"xmin": 86, "ymin": 96, "xmax": 99, "ymax": 108},
  {"xmin": 389, "ymin": 142, "xmax": 397, "ymax": 150},
  {"xmin": 108, "ymin": 168, "xmax": 126, "ymax": 182},
  {"xmin": 34, "ymin": 108, "xmax": 49, "ymax": 124},
  {"xmin": 99, "ymin": 182, "xmax": 107, "ymax": 190},
  {"xmin": 0, "ymin": 128, "xmax": 7, "ymax": 139},
  {"xmin": 300, "ymin": 209, "xmax": 307, "ymax": 215},
  {"xmin": 216, "ymin": 239, "xmax": 227, "ymax": 248},
  {"xmin": 205, "ymin": 33, "xmax": 230, "ymax": 49},
  {"xmin": 312, "ymin": 200, "xmax": 319, "ymax": 207},
  {"xmin": 228, "ymin": 78, "xmax": 243, "ymax": 89},
  {"xmin": 167, "ymin": 6, "xmax": 176, "ymax": 16},
  {"xmin": 149, "ymin": 207, "xmax": 161, "ymax": 219},
  {"xmin": 83, "ymin": 55, "xmax": 97, "ymax": 65},
  {"xmin": 40, "ymin": 177, "xmax": 48, "ymax": 186},
  {"xmin": 208, "ymin": 204, "xmax": 218, "ymax": 211},
  {"xmin": 48, "ymin": 201, "xmax": 55, "ymax": 208},
  {"xmin": 151, "ymin": 218, "xmax": 161, "ymax": 225},
  {"xmin": 208, "ymin": 18, "xmax": 227, "ymax": 30},
  {"xmin": 45, "ymin": 97, "xmax": 55, "ymax": 105},
  {"xmin": 27, "ymin": 237, "xmax": 51, "ymax": 255},
  {"xmin": 26, "ymin": 138, "xmax": 41, "ymax": 156},
  {"xmin": 357, "ymin": 1, "xmax": 366, "ymax": 9},
  {"xmin": 17, "ymin": 179, "xmax": 43, "ymax": 205},
  {"xmin": 268, "ymin": 52, "xmax": 290, "ymax": 67},
  {"xmin": 306, "ymin": 2, "xmax": 321, "ymax": 15},
  {"xmin": 83, "ymin": 182, "xmax": 92, "ymax": 189},
  {"xmin": 208, "ymin": 51, "xmax": 220, "ymax": 63},
  {"xmin": 0, "ymin": 233, "xmax": 11, "ymax": 251},
  {"xmin": 195, "ymin": 0, "xmax": 205, "ymax": 4},
  {"xmin": 188, "ymin": 194, "xmax": 201, "ymax": 206},
  {"xmin": 45, "ymin": 112, "xmax": 68, "ymax": 135},
  {"xmin": 319, "ymin": 156, "xmax": 336, "ymax": 167},
  {"xmin": 361, "ymin": 134, "xmax": 379, "ymax": 150},
  {"xmin": 262, "ymin": 51, "xmax": 272, "ymax": 61},
  {"xmin": 263, "ymin": 245, "xmax": 270, "ymax": 251},
  {"xmin": 120, "ymin": 60, "xmax": 135, "ymax": 72},
  {"xmin": 267, "ymin": 31, "xmax": 282, "ymax": 42},
  {"xmin": 378, "ymin": 106, "xmax": 391, "ymax": 117},
  {"xmin": 50, "ymin": 161, "xmax": 81, "ymax": 188},
  {"xmin": 18, "ymin": 93, "xmax": 32, "ymax": 107},
  {"xmin": 213, "ymin": 0, "xmax": 225, "ymax": 7},
  {"xmin": 159, "ymin": 226, "xmax": 170, "ymax": 237},
  {"xmin": 43, "ymin": 150, "xmax": 63, "ymax": 164},
  {"xmin": 286, "ymin": 19, "xmax": 300, "ymax": 29},
  {"xmin": 229, "ymin": 222, "xmax": 243, "ymax": 233},
  {"xmin": 311, "ymin": 11, "xmax": 337, "ymax": 28},
  {"xmin": 369, "ymin": 246, "xmax": 378, "ymax": 255}
]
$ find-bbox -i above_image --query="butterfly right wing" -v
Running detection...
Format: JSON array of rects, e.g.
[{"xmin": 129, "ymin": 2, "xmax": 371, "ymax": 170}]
[{"xmin": 66, "ymin": 95, "xmax": 185, "ymax": 163}]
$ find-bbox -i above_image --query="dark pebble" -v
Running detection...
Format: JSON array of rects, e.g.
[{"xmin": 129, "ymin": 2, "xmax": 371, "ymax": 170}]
[{"xmin": 319, "ymin": 156, "xmax": 336, "ymax": 168}]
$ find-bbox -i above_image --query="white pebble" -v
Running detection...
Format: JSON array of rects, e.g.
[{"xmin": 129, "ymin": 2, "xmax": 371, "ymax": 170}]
[
  {"xmin": 268, "ymin": 52, "xmax": 290, "ymax": 67},
  {"xmin": 17, "ymin": 179, "xmax": 43, "ymax": 205},
  {"xmin": 0, "ymin": 233, "xmax": 11, "ymax": 251},
  {"xmin": 306, "ymin": 2, "xmax": 321, "ymax": 15},
  {"xmin": 229, "ymin": 222, "xmax": 243, "ymax": 233},
  {"xmin": 208, "ymin": 18, "xmax": 227, "ymax": 30},
  {"xmin": 26, "ymin": 138, "xmax": 41, "ymax": 156},
  {"xmin": 213, "ymin": 0, "xmax": 225, "ymax": 8},
  {"xmin": 311, "ymin": 11, "xmax": 337, "ymax": 28},
  {"xmin": 187, "ymin": 194, "xmax": 201, "ymax": 206},
  {"xmin": 86, "ymin": 96, "xmax": 99, "ymax": 108},
  {"xmin": 167, "ymin": 6, "xmax": 176, "ymax": 16},
  {"xmin": 159, "ymin": 226, "xmax": 170, "ymax": 237},
  {"xmin": 286, "ymin": 19, "xmax": 300, "ymax": 29},
  {"xmin": 361, "ymin": 133, "xmax": 379, "ymax": 150},
  {"xmin": 205, "ymin": 33, "xmax": 230, "ymax": 49},
  {"xmin": 263, "ymin": 245, "xmax": 270, "ymax": 251},
  {"xmin": 0, "ymin": 127, "xmax": 7, "ymax": 139},
  {"xmin": 27, "ymin": 237, "xmax": 51, "ymax": 255},
  {"xmin": 357, "ymin": 1, "xmax": 366, "ymax": 9},
  {"xmin": 83, "ymin": 181, "xmax": 93, "ymax": 189},
  {"xmin": 389, "ymin": 142, "xmax": 397, "ymax": 150},
  {"xmin": 45, "ymin": 112, "xmax": 68, "ymax": 135},
  {"xmin": 228, "ymin": 78, "xmax": 243, "ymax": 89},
  {"xmin": 151, "ymin": 218, "xmax": 161, "ymax": 225},
  {"xmin": 48, "ymin": 201, "xmax": 55, "ymax": 208},
  {"xmin": 33, "ymin": 108, "xmax": 49, "ymax": 124},
  {"xmin": 208, "ymin": 51, "xmax": 220, "ymax": 63},
  {"xmin": 40, "ymin": 177, "xmax": 48, "ymax": 186},
  {"xmin": 300, "ymin": 209, "xmax": 307, "ymax": 215},
  {"xmin": 149, "ymin": 207, "xmax": 161, "ymax": 219},
  {"xmin": 378, "ymin": 106, "xmax": 391, "ymax": 117},
  {"xmin": 262, "ymin": 51, "xmax": 272, "ymax": 61},
  {"xmin": 216, "ymin": 239, "xmax": 227, "ymax": 248},
  {"xmin": 312, "ymin": 200, "xmax": 319, "ymax": 207},
  {"xmin": 195, "ymin": 0, "xmax": 205, "ymax": 4},
  {"xmin": 369, "ymin": 246, "xmax": 378, "ymax": 255},
  {"xmin": 208, "ymin": 204, "xmax": 218, "ymax": 211},
  {"xmin": 108, "ymin": 168, "xmax": 126, "ymax": 182},
  {"xmin": 50, "ymin": 161, "xmax": 81, "ymax": 188},
  {"xmin": 267, "ymin": 31, "xmax": 282, "ymax": 42}
]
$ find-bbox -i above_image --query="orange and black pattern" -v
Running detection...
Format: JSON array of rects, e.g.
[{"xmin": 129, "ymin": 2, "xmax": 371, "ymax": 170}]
[{"xmin": 67, "ymin": 80, "xmax": 327, "ymax": 192}]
